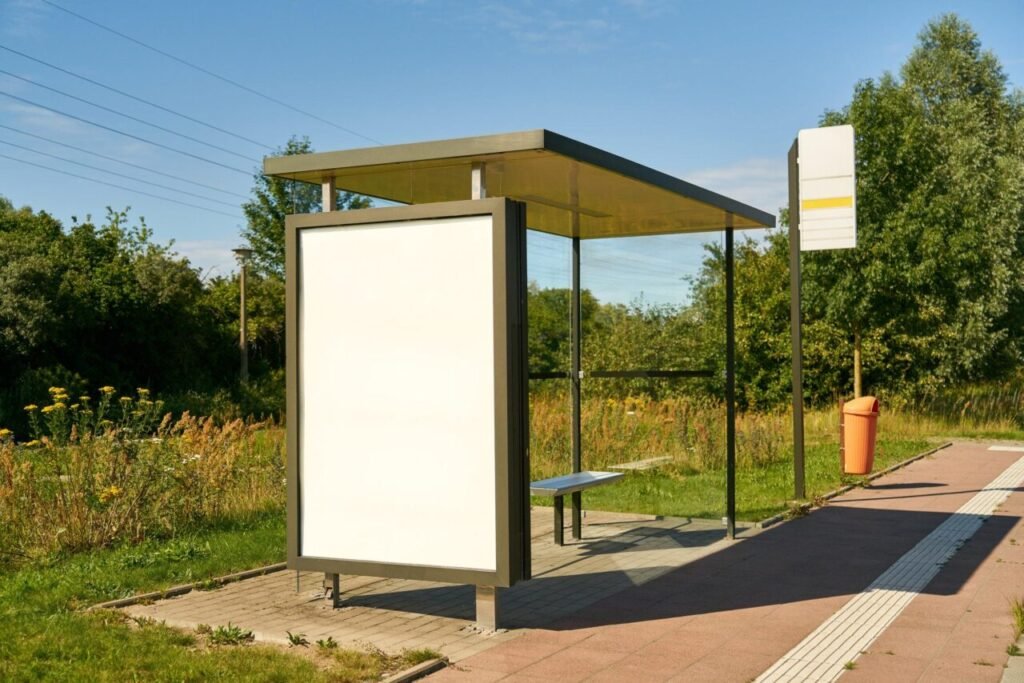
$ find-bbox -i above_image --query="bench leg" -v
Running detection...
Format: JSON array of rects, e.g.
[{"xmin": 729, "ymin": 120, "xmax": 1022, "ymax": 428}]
[
  {"xmin": 571, "ymin": 491, "xmax": 582, "ymax": 540},
  {"xmin": 554, "ymin": 495, "xmax": 564, "ymax": 546}
]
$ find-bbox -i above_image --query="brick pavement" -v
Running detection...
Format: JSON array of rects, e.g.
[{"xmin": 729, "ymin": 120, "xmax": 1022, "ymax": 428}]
[
  {"xmin": 429, "ymin": 441, "xmax": 1024, "ymax": 682},
  {"xmin": 123, "ymin": 508, "xmax": 752, "ymax": 663}
]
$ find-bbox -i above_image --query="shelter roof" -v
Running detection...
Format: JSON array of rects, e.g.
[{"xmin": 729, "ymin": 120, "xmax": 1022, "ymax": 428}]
[{"xmin": 263, "ymin": 129, "xmax": 775, "ymax": 238}]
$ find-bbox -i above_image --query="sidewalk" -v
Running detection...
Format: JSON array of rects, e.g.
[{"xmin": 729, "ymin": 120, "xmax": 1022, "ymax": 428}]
[{"xmin": 429, "ymin": 441, "xmax": 1024, "ymax": 682}]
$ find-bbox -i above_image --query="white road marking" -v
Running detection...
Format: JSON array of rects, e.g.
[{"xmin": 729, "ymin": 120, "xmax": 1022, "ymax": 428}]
[
  {"xmin": 989, "ymin": 445, "xmax": 1024, "ymax": 452},
  {"xmin": 755, "ymin": 455, "xmax": 1024, "ymax": 683}
]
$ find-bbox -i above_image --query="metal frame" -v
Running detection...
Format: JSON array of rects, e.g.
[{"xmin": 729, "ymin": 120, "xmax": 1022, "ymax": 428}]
[
  {"xmin": 264, "ymin": 129, "xmax": 775, "ymax": 237},
  {"xmin": 285, "ymin": 198, "xmax": 530, "ymax": 587},
  {"xmin": 788, "ymin": 138, "xmax": 806, "ymax": 500}
]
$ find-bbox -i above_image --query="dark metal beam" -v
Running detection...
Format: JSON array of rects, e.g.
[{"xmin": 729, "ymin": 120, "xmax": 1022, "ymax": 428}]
[
  {"xmin": 725, "ymin": 217, "xmax": 736, "ymax": 540},
  {"xmin": 788, "ymin": 139, "xmax": 806, "ymax": 500},
  {"xmin": 528, "ymin": 369, "xmax": 715, "ymax": 380},
  {"xmin": 570, "ymin": 234, "xmax": 582, "ymax": 540}
]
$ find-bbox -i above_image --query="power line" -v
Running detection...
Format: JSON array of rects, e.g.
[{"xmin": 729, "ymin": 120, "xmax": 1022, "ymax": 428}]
[
  {"xmin": 40, "ymin": 0, "xmax": 384, "ymax": 146},
  {"xmin": 0, "ymin": 90, "xmax": 251, "ymax": 176},
  {"xmin": 0, "ymin": 69, "xmax": 257, "ymax": 162},
  {"xmin": 0, "ymin": 152, "xmax": 242, "ymax": 219},
  {"xmin": 0, "ymin": 43, "xmax": 273, "ymax": 151},
  {"xmin": 0, "ymin": 124, "xmax": 248, "ymax": 199},
  {"xmin": 0, "ymin": 138, "xmax": 239, "ymax": 208}
]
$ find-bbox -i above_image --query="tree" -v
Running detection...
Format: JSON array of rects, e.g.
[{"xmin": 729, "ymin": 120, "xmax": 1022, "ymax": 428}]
[
  {"xmin": 803, "ymin": 14, "xmax": 1024, "ymax": 397},
  {"xmin": 0, "ymin": 198, "xmax": 235, "ymax": 434},
  {"xmin": 241, "ymin": 136, "xmax": 370, "ymax": 277}
]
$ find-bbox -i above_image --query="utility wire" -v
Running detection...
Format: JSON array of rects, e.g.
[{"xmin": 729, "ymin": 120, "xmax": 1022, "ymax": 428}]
[
  {"xmin": 0, "ymin": 43, "xmax": 273, "ymax": 150},
  {"xmin": 0, "ymin": 69, "xmax": 258, "ymax": 162},
  {"xmin": 0, "ymin": 124, "xmax": 248, "ymax": 199},
  {"xmin": 40, "ymin": 0, "xmax": 384, "ymax": 146},
  {"xmin": 0, "ymin": 138, "xmax": 239, "ymax": 208},
  {"xmin": 0, "ymin": 90, "xmax": 251, "ymax": 176},
  {"xmin": 0, "ymin": 152, "xmax": 242, "ymax": 219}
]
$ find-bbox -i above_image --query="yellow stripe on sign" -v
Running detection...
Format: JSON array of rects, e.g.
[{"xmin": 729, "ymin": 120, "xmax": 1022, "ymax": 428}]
[{"xmin": 802, "ymin": 196, "xmax": 853, "ymax": 210}]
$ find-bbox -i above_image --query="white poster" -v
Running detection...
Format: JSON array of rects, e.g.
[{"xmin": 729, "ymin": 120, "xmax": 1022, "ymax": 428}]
[{"xmin": 298, "ymin": 215, "xmax": 497, "ymax": 571}]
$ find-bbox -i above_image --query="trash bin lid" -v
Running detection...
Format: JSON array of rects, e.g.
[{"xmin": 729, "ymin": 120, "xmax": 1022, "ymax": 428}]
[{"xmin": 844, "ymin": 396, "xmax": 879, "ymax": 416}]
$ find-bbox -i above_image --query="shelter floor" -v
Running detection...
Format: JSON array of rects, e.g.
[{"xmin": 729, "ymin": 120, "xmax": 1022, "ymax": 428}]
[{"xmin": 122, "ymin": 509, "xmax": 752, "ymax": 662}]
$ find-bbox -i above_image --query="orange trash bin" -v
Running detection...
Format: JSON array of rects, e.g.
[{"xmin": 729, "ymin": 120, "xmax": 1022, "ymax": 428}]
[{"xmin": 843, "ymin": 396, "xmax": 879, "ymax": 474}]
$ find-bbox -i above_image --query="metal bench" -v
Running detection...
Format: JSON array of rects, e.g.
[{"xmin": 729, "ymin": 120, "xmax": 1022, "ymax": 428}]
[{"xmin": 530, "ymin": 471, "xmax": 624, "ymax": 545}]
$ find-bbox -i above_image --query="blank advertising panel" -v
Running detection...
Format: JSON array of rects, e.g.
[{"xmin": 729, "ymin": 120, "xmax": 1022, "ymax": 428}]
[
  {"xmin": 286, "ymin": 198, "xmax": 529, "ymax": 587},
  {"xmin": 798, "ymin": 124, "xmax": 857, "ymax": 252}
]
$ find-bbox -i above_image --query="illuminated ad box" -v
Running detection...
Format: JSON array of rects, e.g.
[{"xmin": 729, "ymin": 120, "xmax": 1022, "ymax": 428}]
[{"xmin": 285, "ymin": 198, "xmax": 530, "ymax": 587}]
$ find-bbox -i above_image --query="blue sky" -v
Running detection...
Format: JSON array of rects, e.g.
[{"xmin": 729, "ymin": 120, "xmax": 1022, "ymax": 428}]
[{"xmin": 1, "ymin": 0, "xmax": 1021, "ymax": 304}]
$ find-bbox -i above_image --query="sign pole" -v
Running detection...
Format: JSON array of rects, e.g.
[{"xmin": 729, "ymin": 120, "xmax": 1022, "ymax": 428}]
[{"xmin": 788, "ymin": 139, "xmax": 806, "ymax": 501}]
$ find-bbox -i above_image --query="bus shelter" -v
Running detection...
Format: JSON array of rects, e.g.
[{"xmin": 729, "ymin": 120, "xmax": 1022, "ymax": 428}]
[{"xmin": 264, "ymin": 130, "xmax": 775, "ymax": 628}]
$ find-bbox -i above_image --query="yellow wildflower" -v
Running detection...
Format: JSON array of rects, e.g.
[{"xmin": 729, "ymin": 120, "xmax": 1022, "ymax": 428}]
[
  {"xmin": 99, "ymin": 386, "xmax": 115, "ymax": 395},
  {"xmin": 24, "ymin": 404, "xmax": 38, "ymax": 412},
  {"xmin": 48, "ymin": 386, "xmax": 66, "ymax": 396},
  {"xmin": 70, "ymin": 404, "xmax": 80, "ymax": 411},
  {"xmin": 24, "ymin": 440, "xmax": 41, "ymax": 448},
  {"xmin": 0, "ymin": 428, "xmax": 12, "ymax": 440},
  {"xmin": 41, "ymin": 403, "xmax": 66, "ymax": 414},
  {"xmin": 119, "ymin": 396, "xmax": 133, "ymax": 405},
  {"xmin": 98, "ymin": 485, "xmax": 123, "ymax": 503},
  {"xmin": 137, "ymin": 388, "xmax": 150, "ymax": 398}
]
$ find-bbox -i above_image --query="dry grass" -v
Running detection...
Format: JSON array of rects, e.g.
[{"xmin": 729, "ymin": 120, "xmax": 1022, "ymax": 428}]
[
  {"xmin": 529, "ymin": 389, "xmax": 1022, "ymax": 481},
  {"xmin": 0, "ymin": 388, "xmax": 284, "ymax": 565}
]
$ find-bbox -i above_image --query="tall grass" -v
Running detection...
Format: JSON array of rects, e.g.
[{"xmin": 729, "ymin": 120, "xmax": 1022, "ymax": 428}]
[
  {"xmin": 0, "ymin": 388, "xmax": 284, "ymax": 566},
  {"xmin": 529, "ymin": 387, "xmax": 1023, "ymax": 482}
]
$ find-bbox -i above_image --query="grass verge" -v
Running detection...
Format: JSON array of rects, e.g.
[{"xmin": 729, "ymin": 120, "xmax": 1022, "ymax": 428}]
[
  {"xmin": 533, "ymin": 438, "xmax": 931, "ymax": 521},
  {"xmin": 0, "ymin": 511, "xmax": 438, "ymax": 681}
]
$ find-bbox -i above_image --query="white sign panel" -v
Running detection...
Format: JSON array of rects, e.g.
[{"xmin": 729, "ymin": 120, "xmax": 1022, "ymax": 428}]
[
  {"xmin": 298, "ymin": 215, "xmax": 498, "ymax": 570},
  {"xmin": 798, "ymin": 125, "xmax": 856, "ymax": 251}
]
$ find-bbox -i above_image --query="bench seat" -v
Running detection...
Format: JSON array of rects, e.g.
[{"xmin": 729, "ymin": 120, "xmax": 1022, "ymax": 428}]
[{"xmin": 530, "ymin": 471, "xmax": 623, "ymax": 545}]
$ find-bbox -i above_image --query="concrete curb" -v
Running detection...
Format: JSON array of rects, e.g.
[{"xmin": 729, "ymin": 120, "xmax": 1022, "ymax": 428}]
[
  {"xmin": 757, "ymin": 441, "xmax": 954, "ymax": 530},
  {"xmin": 87, "ymin": 562, "xmax": 288, "ymax": 611},
  {"xmin": 382, "ymin": 658, "xmax": 449, "ymax": 683}
]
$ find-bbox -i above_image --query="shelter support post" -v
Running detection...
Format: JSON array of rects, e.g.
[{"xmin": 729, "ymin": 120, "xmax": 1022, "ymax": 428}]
[
  {"xmin": 469, "ymin": 163, "xmax": 505, "ymax": 624},
  {"xmin": 321, "ymin": 175, "xmax": 338, "ymax": 599},
  {"xmin": 788, "ymin": 139, "xmax": 806, "ymax": 500},
  {"xmin": 725, "ymin": 216, "xmax": 736, "ymax": 540},
  {"xmin": 570, "ymin": 234, "xmax": 582, "ymax": 540},
  {"xmin": 322, "ymin": 176, "xmax": 337, "ymax": 211},
  {"xmin": 476, "ymin": 586, "xmax": 500, "ymax": 630}
]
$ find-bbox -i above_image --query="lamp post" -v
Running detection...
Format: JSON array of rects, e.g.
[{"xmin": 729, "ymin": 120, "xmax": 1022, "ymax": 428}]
[{"xmin": 232, "ymin": 247, "xmax": 254, "ymax": 384}]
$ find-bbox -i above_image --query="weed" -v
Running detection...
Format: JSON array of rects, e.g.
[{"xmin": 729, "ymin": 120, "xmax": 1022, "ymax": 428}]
[
  {"xmin": 1012, "ymin": 596, "xmax": 1024, "ymax": 641},
  {"xmin": 1007, "ymin": 643, "xmax": 1021, "ymax": 657},
  {"xmin": 402, "ymin": 647, "xmax": 443, "ymax": 665},
  {"xmin": 316, "ymin": 636, "xmax": 338, "ymax": 651},
  {"xmin": 286, "ymin": 631, "xmax": 309, "ymax": 648},
  {"xmin": 195, "ymin": 623, "xmax": 212, "ymax": 635},
  {"xmin": 843, "ymin": 661, "xmax": 856, "ymax": 670},
  {"xmin": 208, "ymin": 623, "xmax": 254, "ymax": 646}
]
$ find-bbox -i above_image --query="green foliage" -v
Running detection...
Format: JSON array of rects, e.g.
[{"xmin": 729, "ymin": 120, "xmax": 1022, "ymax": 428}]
[
  {"xmin": 208, "ymin": 622, "xmax": 255, "ymax": 646},
  {"xmin": 241, "ymin": 136, "xmax": 370, "ymax": 277},
  {"xmin": 0, "ymin": 200, "xmax": 237, "ymax": 433},
  {"xmin": 675, "ymin": 14, "xmax": 1024, "ymax": 406},
  {"xmin": 804, "ymin": 14, "xmax": 1024, "ymax": 396}
]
